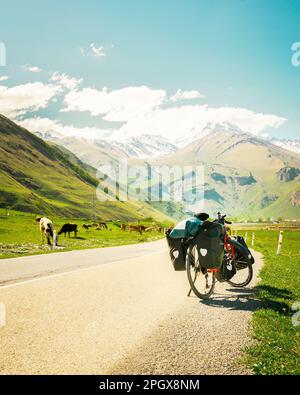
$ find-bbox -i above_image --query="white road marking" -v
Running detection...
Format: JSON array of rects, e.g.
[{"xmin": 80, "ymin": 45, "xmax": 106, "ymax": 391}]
[{"xmin": 0, "ymin": 250, "xmax": 165, "ymax": 290}]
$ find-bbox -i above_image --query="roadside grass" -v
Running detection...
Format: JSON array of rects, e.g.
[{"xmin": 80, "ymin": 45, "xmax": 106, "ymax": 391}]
[
  {"xmin": 245, "ymin": 230, "xmax": 300, "ymax": 375},
  {"xmin": 0, "ymin": 211, "xmax": 167, "ymax": 259}
]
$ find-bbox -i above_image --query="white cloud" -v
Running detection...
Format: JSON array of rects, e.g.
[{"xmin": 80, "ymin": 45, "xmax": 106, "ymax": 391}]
[
  {"xmin": 90, "ymin": 43, "xmax": 106, "ymax": 57},
  {"xmin": 19, "ymin": 117, "xmax": 110, "ymax": 140},
  {"xmin": 170, "ymin": 89, "xmax": 205, "ymax": 102},
  {"xmin": 80, "ymin": 43, "xmax": 107, "ymax": 58},
  {"xmin": 117, "ymin": 104, "xmax": 287, "ymax": 141},
  {"xmin": 50, "ymin": 71, "xmax": 83, "ymax": 91},
  {"xmin": 62, "ymin": 85, "xmax": 166, "ymax": 122},
  {"xmin": 0, "ymin": 76, "xmax": 287, "ymax": 146},
  {"xmin": 19, "ymin": 103, "xmax": 286, "ymax": 146},
  {"xmin": 0, "ymin": 75, "xmax": 8, "ymax": 82},
  {"xmin": 61, "ymin": 84, "xmax": 286, "ymax": 141},
  {"xmin": 0, "ymin": 82, "xmax": 60, "ymax": 118},
  {"xmin": 21, "ymin": 64, "xmax": 42, "ymax": 73}
]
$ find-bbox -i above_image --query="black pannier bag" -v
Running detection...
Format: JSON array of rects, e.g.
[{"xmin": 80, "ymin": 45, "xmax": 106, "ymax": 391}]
[
  {"xmin": 236, "ymin": 236, "xmax": 255, "ymax": 264},
  {"xmin": 220, "ymin": 259, "xmax": 237, "ymax": 280},
  {"xmin": 192, "ymin": 222, "xmax": 226, "ymax": 269},
  {"xmin": 166, "ymin": 234, "xmax": 187, "ymax": 271}
]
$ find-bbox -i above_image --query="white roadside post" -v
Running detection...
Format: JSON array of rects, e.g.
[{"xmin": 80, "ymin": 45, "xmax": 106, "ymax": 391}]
[
  {"xmin": 252, "ymin": 232, "xmax": 255, "ymax": 247},
  {"xmin": 277, "ymin": 231, "xmax": 284, "ymax": 255},
  {"xmin": 53, "ymin": 230, "xmax": 57, "ymax": 248}
]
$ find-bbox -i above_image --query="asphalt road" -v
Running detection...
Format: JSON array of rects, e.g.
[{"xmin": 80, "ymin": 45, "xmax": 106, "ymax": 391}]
[
  {"xmin": 0, "ymin": 240, "xmax": 262, "ymax": 374},
  {"xmin": 0, "ymin": 240, "xmax": 166, "ymax": 287}
]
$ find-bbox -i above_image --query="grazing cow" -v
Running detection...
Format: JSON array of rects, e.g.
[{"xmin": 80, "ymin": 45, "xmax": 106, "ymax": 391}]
[
  {"xmin": 83, "ymin": 224, "xmax": 92, "ymax": 230},
  {"xmin": 145, "ymin": 226, "xmax": 155, "ymax": 232},
  {"xmin": 129, "ymin": 225, "xmax": 143, "ymax": 235},
  {"xmin": 99, "ymin": 222, "xmax": 108, "ymax": 229},
  {"xmin": 36, "ymin": 217, "xmax": 55, "ymax": 246},
  {"xmin": 58, "ymin": 223, "xmax": 78, "ymax": 238},
  {"xmin": 115, "ymin": 223, "xmax": 127, "ymax": 231}
]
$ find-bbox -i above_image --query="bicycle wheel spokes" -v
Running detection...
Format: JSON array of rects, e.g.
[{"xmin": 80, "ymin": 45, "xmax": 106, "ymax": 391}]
[
  {"xmin": 226, "ymin": 242, "xmax": 253, "ymax": 287},
  {"xmin": 186, "ymin": 245, "xmax": 215, "ymax": 299}
]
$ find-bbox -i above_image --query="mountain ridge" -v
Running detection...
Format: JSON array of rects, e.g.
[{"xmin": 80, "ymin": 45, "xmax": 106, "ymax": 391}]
[{"xmin": 0, "ymin": 114, "xmax": 173, "ymax": 221}]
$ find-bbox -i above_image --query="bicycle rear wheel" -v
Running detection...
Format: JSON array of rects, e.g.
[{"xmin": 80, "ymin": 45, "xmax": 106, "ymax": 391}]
[
  {"xmin": 225, "ymin": 239, "xmax": 253, "ymax": 287},
  {"xmin": 186, "ymin": 244, "xmax": 215, "ymax": 299}
]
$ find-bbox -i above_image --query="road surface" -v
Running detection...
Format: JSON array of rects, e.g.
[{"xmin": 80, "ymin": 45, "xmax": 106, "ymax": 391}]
[
  {"xmin": 0, "ymin": 240, "xmax": 262, "ymax": 374},
  {"xmin": 0, "ymin": 240, "xmax": 166, "ymax": 287}
]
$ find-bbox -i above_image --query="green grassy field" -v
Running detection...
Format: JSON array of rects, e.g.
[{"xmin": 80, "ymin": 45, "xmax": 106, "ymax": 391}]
[
  {"xmin": 0, "ymin": 211, "xmax": 168, "ymax": 259},
  {"xmin": 245, "ymin": 229, "xmax": 300, "ymax": 375}
]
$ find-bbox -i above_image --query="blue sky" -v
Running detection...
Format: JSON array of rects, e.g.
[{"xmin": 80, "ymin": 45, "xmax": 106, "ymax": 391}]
[{"xmin": 0, "ymin": 0, "xmax": 299, "ymax": 141}]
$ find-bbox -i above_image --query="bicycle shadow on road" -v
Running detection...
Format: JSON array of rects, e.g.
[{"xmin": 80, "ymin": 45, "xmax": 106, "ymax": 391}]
[
  {"xmin": 199, "ymin": 285, "xmax": 291, "ymax": 313},
  {"xmin": 199, "ymin": 287, "xmax": 262, "ymax": 312}
]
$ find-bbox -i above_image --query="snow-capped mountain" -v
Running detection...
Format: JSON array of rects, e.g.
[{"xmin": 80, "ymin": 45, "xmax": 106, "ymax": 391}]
[
  {"xmin": 35, "ymin": 130, "xmax": 65, "ymax": 140},
  {"xmin": 32, "ymin": 129, "xmax": 177, "ymax": 162},
  {"xmin": 111, "ymin": 134, "xmax": 178, "ymax": 158},
  {"xmin": 174, "ymin": 122, "xmax": 245, "ymax": 147},
  {"xmin": 30, "ymin": 120, "xmax": 300, "ymax": 161},
  {"xmin": 271, "ymin": 139, "xmax": 300, "ymax": 154}
]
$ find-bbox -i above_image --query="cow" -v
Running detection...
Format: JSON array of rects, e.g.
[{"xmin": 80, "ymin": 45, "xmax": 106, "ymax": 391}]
[
  {"xmin": 128, "ymin": 225, "xmax": 144, "ymax": 235},
  {"xmin": 58, "ymin": 223, "xmax": 78, "ymax": 238},
  {"xmin": 36, "ymin": 217, "xmax": 56, "ymax": 246},
  {"xmin": 115, "ymin": 223, "xmax": 127, "ymax": 231},
  {"xmin": 99, "ymin": 222, "xmax": 108, "ymax": 229},
  {"xmin": 83, "ymin": 224, "xmax": 92, "ymax": 230}
]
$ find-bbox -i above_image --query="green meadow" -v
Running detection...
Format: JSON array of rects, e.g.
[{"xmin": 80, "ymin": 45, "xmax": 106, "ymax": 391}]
[
  {"xmin": 245, "ymin": 229, "xmax": 300, "ymax": 375},
  {"xmin": 0, "ymin": 210, "xmax": 168, "ymax": 259}
]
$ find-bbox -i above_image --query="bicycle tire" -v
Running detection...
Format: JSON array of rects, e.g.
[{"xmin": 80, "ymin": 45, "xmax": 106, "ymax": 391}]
[
  {"xmin": 186, "ymin": 244, "xmax": 216, "ymax": 299},
  {"xmin": 225, "ymin": 238, "xmax": 253, "ymax": 287}
]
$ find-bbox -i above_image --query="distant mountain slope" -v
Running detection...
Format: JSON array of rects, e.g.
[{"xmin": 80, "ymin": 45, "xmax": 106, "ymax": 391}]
[
  {"xmin": 271, "ymin": 138, "xmax": 300, "ymax": 154},
  {"xmin": 36, "ymin": 132, "xmax": 177, "ymax": 167},
  {"xmin": 156, "ymin": 130, "xmax": 300, "ymax": 219},
  {"xmin": 25, "ymin": 119, "xmax": 300, "ymax": 220},
  {"xmin": 0, "ymin": 115, "xmax": 172, "ymax": 221}
]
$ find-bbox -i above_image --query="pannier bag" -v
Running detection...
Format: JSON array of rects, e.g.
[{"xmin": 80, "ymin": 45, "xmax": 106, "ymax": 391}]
[
  {"xmin": 236, "ymin": 236, "xmax": 255, "ymax": 264},
  {"xmin": 166, "ymin": 235, "xmax": 187, "ymax": 271},
  {"xmin": 192, "ymin": 222, "xmax": 226, "ymax": 269},
  {"xmin": 221, "ymin": 259, "xmax": 237, "ymax": 280},
  {"xmin": 169, "ymin": 217, "xmax": 203, "ymax": 239}
]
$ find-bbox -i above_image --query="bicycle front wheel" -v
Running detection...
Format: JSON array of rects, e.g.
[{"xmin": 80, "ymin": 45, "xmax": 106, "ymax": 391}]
[
  {"xmin": 186, "ymin": 244, "xmax": 215, "ymax": 299},
  {"xmin": 225, "ymin": 239, "xmax": 253, "ymax": 287}
]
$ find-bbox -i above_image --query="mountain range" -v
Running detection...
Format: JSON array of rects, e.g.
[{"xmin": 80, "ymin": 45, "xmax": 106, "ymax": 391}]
[
  {"xmin": 0, "ymin": 114, "xmax": 173, "ymax": 221},
  {"xmin": 156, "ymin": 129, "xmax": 300, "ymax": 219},
  {"xmin": 2, "ymin": 115, "xmax": 300, "ymax": 220}
]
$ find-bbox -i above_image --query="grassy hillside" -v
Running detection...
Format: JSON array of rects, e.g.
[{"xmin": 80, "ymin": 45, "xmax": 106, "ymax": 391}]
[
  {"xmin": 156, "ymin": 131, "xmax": 300, "ymax": 219},
  {"xmin": 0, "ymin": 114, "xmax": 172, "ymax": 222}
]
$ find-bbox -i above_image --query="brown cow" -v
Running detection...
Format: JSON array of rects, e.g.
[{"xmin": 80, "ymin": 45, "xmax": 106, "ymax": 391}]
[{"xmin": 129, "ymin": 225, "xmax": 143, "ymax": 235}]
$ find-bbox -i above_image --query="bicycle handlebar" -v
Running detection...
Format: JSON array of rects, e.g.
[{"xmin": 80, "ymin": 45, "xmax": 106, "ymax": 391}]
[{"xmin": 217, "ymin": 212, "xmax": 232, "ymax": 225}]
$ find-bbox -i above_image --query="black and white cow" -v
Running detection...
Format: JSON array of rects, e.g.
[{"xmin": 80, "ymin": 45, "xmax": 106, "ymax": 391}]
[{"xmin": 36, "ymin": 217, "xmax": 56, "ymax": 246}]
